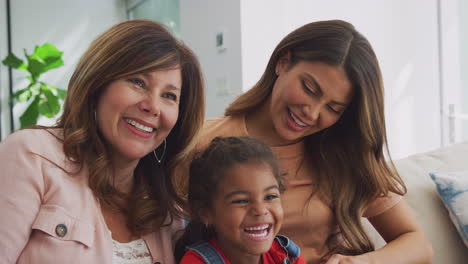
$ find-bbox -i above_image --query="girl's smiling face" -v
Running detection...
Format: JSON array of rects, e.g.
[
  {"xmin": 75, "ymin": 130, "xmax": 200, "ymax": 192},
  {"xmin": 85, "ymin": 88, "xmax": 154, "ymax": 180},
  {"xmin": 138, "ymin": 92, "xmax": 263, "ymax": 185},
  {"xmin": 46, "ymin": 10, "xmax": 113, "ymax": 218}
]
[
  {"xmin": 96, "ymin": 67, "xmax": 182, "ymax": 165},
  {"xmin": 204, "ymin": 161, "xmax": 283, "ymax": 263}
]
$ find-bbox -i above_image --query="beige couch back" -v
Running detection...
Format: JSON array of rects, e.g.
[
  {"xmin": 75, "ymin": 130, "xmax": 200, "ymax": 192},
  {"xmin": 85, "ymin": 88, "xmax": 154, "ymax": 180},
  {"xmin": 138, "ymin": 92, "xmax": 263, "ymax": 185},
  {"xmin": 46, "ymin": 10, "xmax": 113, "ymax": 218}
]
[{"xmin": 364, "ymin": 141, "xmax": 468, "ymax": 264}]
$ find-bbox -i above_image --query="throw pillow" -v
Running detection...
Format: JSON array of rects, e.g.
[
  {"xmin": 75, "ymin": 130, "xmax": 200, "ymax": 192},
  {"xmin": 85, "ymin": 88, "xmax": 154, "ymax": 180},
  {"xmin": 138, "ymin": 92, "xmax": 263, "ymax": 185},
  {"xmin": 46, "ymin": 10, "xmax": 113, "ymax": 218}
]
[{"xmin": 430, "ymin": 171, "xmax": 468, "ymax": 247}]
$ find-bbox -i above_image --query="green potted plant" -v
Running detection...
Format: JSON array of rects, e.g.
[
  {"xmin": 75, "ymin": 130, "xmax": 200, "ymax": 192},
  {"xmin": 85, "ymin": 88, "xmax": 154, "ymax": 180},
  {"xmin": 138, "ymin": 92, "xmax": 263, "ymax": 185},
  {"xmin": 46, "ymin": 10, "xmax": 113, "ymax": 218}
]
[{"xmin": 2, "ymin": 43, "xmax": 66, "ymax": 128}]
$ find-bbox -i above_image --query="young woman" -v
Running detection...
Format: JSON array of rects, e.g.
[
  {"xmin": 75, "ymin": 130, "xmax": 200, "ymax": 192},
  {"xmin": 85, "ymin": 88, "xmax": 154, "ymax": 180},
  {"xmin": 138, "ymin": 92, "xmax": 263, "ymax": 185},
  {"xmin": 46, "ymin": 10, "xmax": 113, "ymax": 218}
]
[
  {"xmin": 176, "ymin": 136, "xmax": 305, "ymax": 264},
  {"xmin": 0, "ymin": 20, "xmax": 205, "ymax": 264},
  {"xmin": 176, "ymin": 20, "xmax": 432, "ymax": 263}
]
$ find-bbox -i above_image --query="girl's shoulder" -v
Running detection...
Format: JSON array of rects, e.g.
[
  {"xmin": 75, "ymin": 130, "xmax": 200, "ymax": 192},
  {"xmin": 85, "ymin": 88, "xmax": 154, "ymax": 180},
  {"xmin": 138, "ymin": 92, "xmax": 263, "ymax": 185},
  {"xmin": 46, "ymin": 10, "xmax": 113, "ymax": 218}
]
[
  {"xmin": 180, "ymin": 239, "xmax": 229, "ymax": 264},
  {"xmin": 179, "ymin": 250, "xmax": 209, "ymax": 264},
  {"xmin": 264, "ymin": 235, "xmax": 306, "ymax": 264}
]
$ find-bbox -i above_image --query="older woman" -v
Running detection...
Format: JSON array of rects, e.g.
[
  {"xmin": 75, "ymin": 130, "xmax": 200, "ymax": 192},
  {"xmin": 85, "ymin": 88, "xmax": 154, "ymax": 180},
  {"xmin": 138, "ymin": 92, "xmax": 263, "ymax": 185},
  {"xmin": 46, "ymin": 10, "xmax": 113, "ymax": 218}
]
[{"xmin": 0, "ymin": 20, "xmax": 204, "ymax": 264}]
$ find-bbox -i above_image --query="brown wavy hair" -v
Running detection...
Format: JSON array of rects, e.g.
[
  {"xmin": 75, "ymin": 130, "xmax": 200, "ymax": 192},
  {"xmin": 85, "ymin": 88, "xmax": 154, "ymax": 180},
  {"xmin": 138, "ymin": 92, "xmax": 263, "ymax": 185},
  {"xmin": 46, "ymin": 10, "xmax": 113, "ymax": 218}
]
[
  {"xmin": 52, "ymin": 19, "xmax": 205, "ymax": 236},
  {"xmin": 225, "ymin": 20, "xmax": 406, "ymax": 257}
]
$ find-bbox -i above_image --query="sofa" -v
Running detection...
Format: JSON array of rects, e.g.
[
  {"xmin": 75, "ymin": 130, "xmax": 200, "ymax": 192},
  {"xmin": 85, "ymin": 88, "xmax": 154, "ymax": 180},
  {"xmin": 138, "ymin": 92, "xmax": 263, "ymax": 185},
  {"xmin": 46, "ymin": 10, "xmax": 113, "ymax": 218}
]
[{"xmin": 364, "ymin": 141, "xmax": 468, "ymax": 264}]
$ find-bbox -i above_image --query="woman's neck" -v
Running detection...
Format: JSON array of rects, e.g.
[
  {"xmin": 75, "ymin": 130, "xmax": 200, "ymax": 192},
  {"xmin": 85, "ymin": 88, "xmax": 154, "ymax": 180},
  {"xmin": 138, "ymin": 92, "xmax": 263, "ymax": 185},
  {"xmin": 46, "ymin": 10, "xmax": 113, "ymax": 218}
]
[
  {"xmin": 110, "ymin": 157, "xmax": 139, "ymax": 194},
  {"xmin": 245, "ymin": 99, "xmax": 275, "ymax": 144}
]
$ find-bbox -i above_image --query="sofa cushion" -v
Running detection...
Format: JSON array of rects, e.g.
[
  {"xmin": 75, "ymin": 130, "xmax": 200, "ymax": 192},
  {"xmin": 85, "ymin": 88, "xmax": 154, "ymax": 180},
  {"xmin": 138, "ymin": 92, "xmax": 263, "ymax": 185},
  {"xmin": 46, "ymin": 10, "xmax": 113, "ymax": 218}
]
[
  {"xmin": 363, "ymin": 141, "xmax": 468, "ymax": 264},
  {"xmin": 430, "ymin": 170, "xmax": 468, "ymax": 248}
]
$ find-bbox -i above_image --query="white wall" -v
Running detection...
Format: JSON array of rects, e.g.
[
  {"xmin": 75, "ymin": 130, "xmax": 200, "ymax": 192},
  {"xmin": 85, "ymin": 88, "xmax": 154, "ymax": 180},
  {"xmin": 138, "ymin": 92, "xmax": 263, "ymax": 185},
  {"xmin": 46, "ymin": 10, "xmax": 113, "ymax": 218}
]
[
  {"xmin": 240, "ymin": 0, "xmax": 288, "ymax": 92},
  {"xmin": 458, "ymin": 0, "xmax": 468, "ymax": 140},
  {"xmin": 180, "ymin": 0, "xmax": 243, "ymax": 119},
  {"xmin": 6, "ymin": 0, "xmax": 126, "ymax": 133}
]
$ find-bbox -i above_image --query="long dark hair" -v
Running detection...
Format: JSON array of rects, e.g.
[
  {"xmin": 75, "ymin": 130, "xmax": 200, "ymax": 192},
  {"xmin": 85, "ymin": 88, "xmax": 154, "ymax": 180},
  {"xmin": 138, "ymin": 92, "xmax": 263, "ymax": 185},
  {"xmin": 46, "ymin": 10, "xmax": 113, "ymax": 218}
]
[
  {"xmin": 174, "ymin": 136, "xmax": 284, "ymax": 262},
  {"xmin": 53, "ymin": 19, "xmax": 205, "ymax": 236},
  {"xmin": 225, "ymin": 20, "xmax": 405, "ymax": 255}
]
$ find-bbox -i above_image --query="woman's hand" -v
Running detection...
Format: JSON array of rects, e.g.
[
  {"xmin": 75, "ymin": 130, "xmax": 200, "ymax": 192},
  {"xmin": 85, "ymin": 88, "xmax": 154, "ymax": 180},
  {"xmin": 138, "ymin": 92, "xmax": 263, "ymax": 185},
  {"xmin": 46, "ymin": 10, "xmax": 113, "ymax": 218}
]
[{"xmin": 324, "ymin": 254, "xmax": 373, "ymax": 264}]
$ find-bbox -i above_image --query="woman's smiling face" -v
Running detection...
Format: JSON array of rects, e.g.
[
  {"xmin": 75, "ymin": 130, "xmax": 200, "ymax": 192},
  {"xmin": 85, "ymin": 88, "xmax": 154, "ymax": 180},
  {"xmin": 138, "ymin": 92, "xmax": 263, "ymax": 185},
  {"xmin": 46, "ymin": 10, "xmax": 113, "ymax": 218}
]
[
  {"xmin": 96, "ymin": 67, "xmax": 182, "ymax": 164},
  {"xmin": 268, "ymin": 59, "xmax": 354, "ymax": 145}
]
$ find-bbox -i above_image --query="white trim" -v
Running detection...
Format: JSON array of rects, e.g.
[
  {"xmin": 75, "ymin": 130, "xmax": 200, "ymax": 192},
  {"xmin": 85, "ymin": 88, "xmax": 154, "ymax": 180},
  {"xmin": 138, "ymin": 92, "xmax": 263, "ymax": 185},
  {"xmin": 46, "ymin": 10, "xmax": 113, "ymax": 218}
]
[
  {"xmin": 438, "ymin": 0, "xmax": 465, "ymax": 145},
  {"xmin": 0, "ymin": 0, "xmax": 11, "ymax": 140}
]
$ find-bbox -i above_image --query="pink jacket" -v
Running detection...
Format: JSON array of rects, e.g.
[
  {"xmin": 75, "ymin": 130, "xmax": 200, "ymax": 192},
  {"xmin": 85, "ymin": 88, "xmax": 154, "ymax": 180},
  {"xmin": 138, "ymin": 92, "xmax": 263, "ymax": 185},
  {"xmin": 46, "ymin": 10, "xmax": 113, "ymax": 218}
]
[{"xmin": 0, "ymin": 129, "xmax": 183, "ymax": 264}]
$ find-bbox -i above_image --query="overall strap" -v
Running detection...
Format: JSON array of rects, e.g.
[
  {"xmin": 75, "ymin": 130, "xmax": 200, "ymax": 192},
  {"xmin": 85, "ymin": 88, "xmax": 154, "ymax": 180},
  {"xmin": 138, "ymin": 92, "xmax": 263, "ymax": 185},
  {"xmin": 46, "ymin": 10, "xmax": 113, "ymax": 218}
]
[
  {"xmin": 275, "ymin": 235, "xmax": 301, "ymax": 261},
  {"xmin": 186, "ymin": 242, "xmax": 226, "ymax": 264}
]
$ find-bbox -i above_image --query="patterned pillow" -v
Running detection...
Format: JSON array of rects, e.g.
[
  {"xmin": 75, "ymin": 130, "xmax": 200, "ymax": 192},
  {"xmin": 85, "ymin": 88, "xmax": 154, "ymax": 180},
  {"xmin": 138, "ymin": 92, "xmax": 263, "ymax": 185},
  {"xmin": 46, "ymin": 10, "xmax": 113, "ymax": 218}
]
[{"xmin": 430, "ymin": 171, "xmax": 468, "ymax": 247}]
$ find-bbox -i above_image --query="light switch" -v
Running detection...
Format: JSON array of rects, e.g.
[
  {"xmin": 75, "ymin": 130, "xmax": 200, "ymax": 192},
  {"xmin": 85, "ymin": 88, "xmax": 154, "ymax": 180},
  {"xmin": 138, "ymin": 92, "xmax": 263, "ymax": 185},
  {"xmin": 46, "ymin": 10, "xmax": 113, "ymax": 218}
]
[{"xmin": 216, "ymin": 30, "xmax": 227, "ymax": 52}]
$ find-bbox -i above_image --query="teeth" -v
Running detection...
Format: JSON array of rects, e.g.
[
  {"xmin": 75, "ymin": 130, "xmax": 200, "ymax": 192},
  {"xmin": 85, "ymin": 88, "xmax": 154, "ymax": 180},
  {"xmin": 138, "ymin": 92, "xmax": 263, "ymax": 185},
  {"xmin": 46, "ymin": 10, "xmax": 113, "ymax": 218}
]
[
  {"xmin": 289, "ymin": 110, "xmax": 307, "ymax": 127},
  {"xmin": 124, "ymin": 119, "xmax": 154, "ymax": 133},
  {"xmin": 246, "ymin": 230, "xmax": 268, "ymax": 237},
  {"xmin": 244, "ymin": 224, "xmax": 269, "ymax": 231}
]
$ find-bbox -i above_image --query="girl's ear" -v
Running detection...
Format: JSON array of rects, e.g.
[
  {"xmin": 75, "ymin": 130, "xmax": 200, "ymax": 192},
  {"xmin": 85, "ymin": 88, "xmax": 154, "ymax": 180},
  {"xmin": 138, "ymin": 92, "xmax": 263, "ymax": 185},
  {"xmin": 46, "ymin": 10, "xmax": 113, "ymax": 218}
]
[{"xmin": 275, "ymin": 51, "xmax": 291, "ymax": 75}]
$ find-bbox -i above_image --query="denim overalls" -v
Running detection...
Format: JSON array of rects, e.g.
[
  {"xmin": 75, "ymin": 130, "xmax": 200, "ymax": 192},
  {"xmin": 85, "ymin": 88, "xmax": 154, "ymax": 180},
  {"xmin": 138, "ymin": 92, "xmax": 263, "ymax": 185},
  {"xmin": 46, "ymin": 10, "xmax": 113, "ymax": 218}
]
[{"xmin": 186, "ymin": 235, "xmax": 301, "ymax": 264}]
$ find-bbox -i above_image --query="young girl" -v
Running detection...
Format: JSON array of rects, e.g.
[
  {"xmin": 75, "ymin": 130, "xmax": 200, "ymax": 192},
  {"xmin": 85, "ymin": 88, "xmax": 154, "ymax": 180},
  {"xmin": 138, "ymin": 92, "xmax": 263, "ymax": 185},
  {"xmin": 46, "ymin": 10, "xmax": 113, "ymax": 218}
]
[{"xmin": 175, "ymin": 136, "xmax": 305, "ymax": 264}]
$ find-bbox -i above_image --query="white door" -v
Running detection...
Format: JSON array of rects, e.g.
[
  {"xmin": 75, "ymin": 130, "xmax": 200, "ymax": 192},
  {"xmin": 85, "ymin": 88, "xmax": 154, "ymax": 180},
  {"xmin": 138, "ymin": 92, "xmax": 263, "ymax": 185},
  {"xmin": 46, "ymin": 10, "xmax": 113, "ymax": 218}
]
[{"xmin": 440, "ymin": 0, "xmax": 468, "ymax": 145}]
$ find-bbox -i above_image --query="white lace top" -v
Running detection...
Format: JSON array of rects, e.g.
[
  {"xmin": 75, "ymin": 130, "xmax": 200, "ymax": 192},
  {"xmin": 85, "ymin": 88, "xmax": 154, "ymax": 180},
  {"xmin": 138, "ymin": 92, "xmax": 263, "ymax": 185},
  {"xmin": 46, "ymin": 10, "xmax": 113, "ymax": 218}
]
[{"xmin": 112, "ymin": 238, "xmax": 152, "ymax": 264}]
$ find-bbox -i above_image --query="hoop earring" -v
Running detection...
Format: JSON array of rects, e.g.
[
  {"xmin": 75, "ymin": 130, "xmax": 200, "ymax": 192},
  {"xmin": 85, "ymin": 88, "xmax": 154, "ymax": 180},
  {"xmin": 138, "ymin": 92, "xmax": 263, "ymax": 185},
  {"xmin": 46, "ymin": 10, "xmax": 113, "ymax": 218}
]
[{"xmin": 153, "ymin": 139, "xmax": 166, "ymax": 164}]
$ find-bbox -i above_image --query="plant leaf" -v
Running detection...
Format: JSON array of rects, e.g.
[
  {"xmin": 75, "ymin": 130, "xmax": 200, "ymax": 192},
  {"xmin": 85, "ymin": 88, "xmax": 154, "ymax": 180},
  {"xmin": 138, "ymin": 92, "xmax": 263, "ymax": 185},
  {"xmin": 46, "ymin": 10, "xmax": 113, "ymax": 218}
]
[
  {"xmin": 34, "ymin": 43, "xmax": 64, "ymax": 72},
  {"xmin": 40, "ymin": 82, "xmax": 57, "ymax": 92},
  {"xmin": 9, "ymin": 43, "xmax": 66, "ymax": 128},
  {"xmin": 35, "ymin": 43, "xmax": 63, "ymax": 60},
  {"xmin": 12, "ymin": 81, "xmax": 39, "ymax": 103},
  {"xmin": 26, "ymin": 57, "xmax": 46, "ymax": 81},
  {"xmin": 44, "ymin": 58, "xmax": 64, "ymax": 72},
  {"xmin": 29, "ymin": 83, "xmax": 41, "ymax": 95},
  {"xmin": 2, "ymin": 53, "xmax": 28, "ymax": 71},
  {"xmin": 12, "ymin": 88, "xmax": 32, "ymax": 102},
  {"xmin": 38, "ymin": 84, "xmax": 60, "ymax": 117},
  {"xmin": 20, "ymin": 96, "xmax": 40, "ymax": 128},
  {"xmin": 40, "ymin": 83, "xmax": 66, "ymax": 99}
]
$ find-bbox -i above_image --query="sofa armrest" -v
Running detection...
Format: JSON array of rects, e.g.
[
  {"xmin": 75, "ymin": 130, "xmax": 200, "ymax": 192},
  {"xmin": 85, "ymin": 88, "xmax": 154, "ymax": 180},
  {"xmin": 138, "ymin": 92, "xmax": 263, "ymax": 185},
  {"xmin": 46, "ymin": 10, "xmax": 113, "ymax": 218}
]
[{"xmin": 364, "ymin": 141, "xmax": 468, "ymax": 263}]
